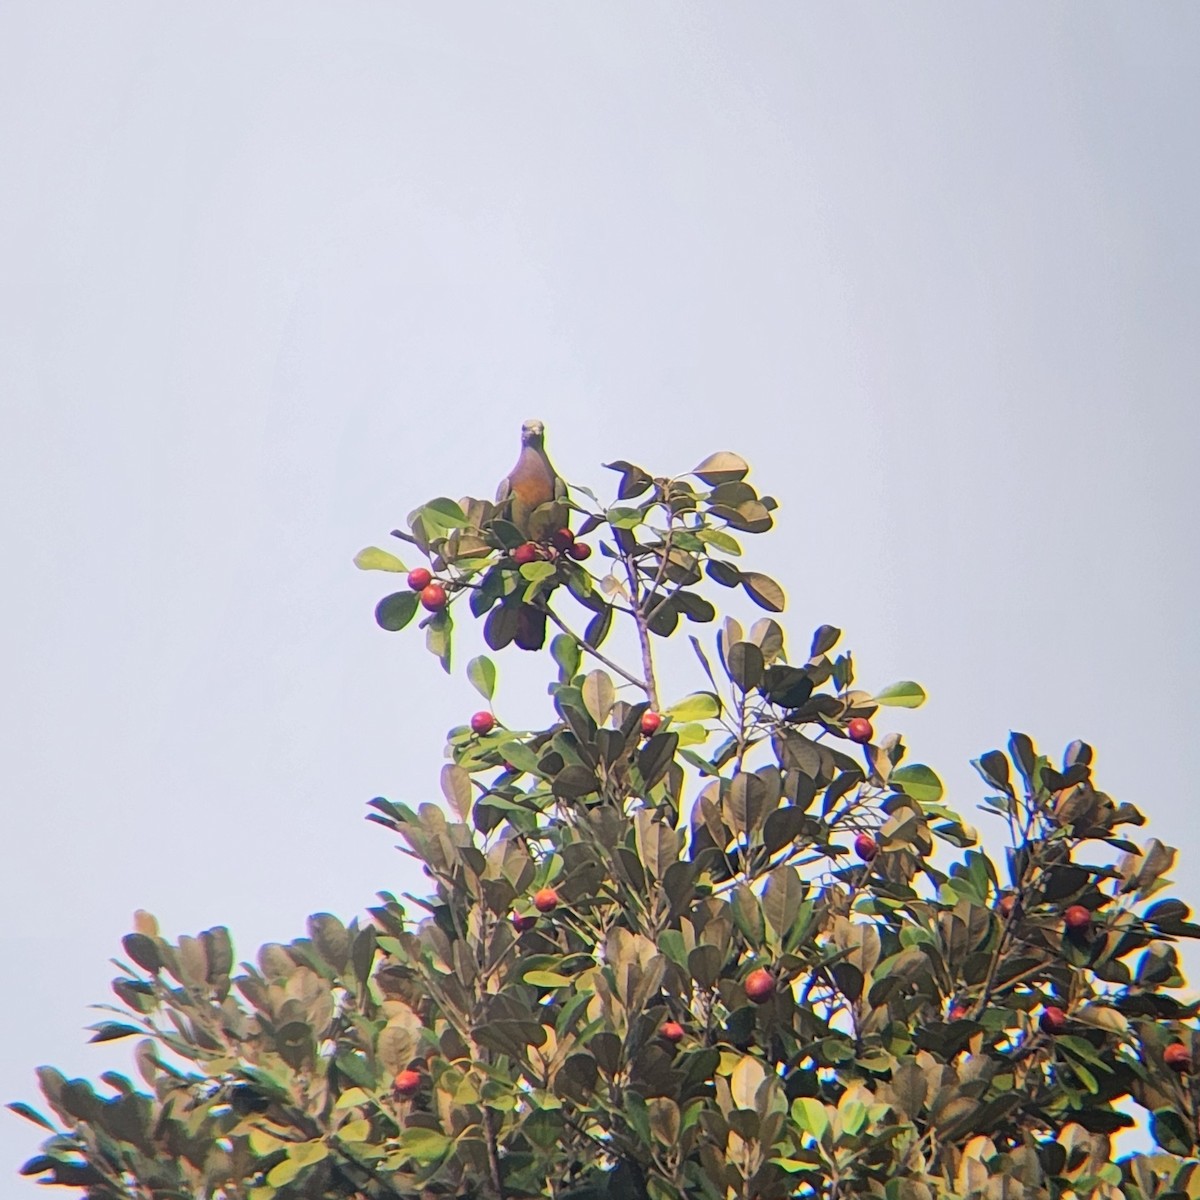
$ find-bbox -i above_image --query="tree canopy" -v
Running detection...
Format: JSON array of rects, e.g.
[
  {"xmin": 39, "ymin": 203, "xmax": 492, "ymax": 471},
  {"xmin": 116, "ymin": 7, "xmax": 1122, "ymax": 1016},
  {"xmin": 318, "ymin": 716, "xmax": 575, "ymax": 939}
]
[{"xmin": 14, "ymin": 439, "xmax": 1200, "ymax": 1200}]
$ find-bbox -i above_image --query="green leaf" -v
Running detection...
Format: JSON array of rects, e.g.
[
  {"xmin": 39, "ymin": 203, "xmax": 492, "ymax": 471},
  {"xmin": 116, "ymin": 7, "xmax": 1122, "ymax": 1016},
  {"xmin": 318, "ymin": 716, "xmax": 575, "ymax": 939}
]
[
  {"xmin": 397, "ymin": 1127, "xmax": 451, "ymax": 1164},
  {"xmin": 891, "ymin": 764, "xmax": 943, "ymax": 804},
  {"xmin": 1151, "ymin": 1107, "xmax": 1194, "ymax": 1156},
  {"xmin": 665, "ymin": 692, "xmax": 720, "ymax": 722},
  {"xmin": 353, "ymin": 546, "xmax": 407, "ymax": 572},
  {"xmin": 467, "ymin": 655, "xmax": 497, "ymax": 701},
  {"xmin": 696, "ymin": 527, "xmax": 742, "ymax": 556},
  {"xmin": 551, "ymin": 634, "xmax": 581, "ymax": 681},
  {"xmin": 792, "ymin": 1096, "xmax": 829, "ymax": 1141},
  {"xmin": 873, "ymin": 681, "xmax": 927, "ymax": 708},
  {"xmin": 524, "ymin": 970, "xmax": 573, "ymax": 988},
  {"xmin": 425, "ymin": 609, "xmax": 452, "ymax": 673},
  {"xmin": 519, "ymin": 560, "xmax": 557, "ymax": 583},
  {"xmin": 606, "ymin": 506, "xmax": 643, "ymax": 529},
  {"xmin": 375, "ymin": 591, "xmax": 420, "ymax": 632},
  {"xmin": 420, "ymin": 497, "xmax": 468, "ymax": 531}
]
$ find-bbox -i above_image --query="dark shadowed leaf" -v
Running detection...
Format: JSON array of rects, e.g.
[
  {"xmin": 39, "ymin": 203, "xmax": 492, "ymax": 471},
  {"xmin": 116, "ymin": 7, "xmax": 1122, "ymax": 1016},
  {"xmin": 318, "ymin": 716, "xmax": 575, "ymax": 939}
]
[
  {"xmin": 727, "ymin": 641, "xmax": 764, "ymax": 691},
  {"xmin": 484, "ymin": 602, "xmax": 519, "ymax": 651},
  {"xmin": 810, "ymin": 625, "xmax": 841, "ymax": 656},
  {"xmin": 603, "ymin": 460, "xmax": 654, "ymax": 499},
  {"xmin": 375, "ymin": 591, "xmax": 420, "ymax": 632}
]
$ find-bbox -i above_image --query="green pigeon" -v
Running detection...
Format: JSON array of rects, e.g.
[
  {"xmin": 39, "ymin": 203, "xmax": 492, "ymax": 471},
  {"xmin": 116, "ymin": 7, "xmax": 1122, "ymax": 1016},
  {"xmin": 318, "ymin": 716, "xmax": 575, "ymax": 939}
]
[
  {"xmin": 495, "ymin": 420, "xmax": 567, "ymax": 650},
  {"xmin": 495, "ymin": 418, "xmax": 568, "ymax": 542}
]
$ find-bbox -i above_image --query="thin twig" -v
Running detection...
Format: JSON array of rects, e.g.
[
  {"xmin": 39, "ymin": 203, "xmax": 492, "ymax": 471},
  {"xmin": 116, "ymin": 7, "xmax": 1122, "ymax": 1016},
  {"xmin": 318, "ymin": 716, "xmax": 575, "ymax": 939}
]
[{"xmin": 541, "ymin": 605, "xmax": 648, "ymax": 694}]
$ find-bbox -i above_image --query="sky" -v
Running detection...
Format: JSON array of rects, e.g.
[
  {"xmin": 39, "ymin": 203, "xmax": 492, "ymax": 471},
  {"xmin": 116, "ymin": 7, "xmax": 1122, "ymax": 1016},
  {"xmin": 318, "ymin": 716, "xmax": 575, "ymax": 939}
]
[{"xmin": 2, "ymin": 3, "xmax": 1198, "ymax": 1185}]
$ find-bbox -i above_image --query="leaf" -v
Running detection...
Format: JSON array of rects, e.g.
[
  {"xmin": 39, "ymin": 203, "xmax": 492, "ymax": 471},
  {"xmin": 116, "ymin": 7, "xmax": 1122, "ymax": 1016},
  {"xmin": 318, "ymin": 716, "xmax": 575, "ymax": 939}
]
[
  {"xmin": 585, "ymin": 605, "xmax": 614, "ymax": 649},
  {"xmin": 121, "ymin": 933, "xmax": 161, "ymax": 973},
  {"xmin": 582, "ymin": 670, "xmax": 616, "ymax": 725},
  {"xmin": 398, "ymin": 1127, "xmax": 452, "ymax": 1164},
  {"xmin": 637, "ymin": 733, "xmax": 679, "ymax": 791},
  {"xmin": 7, "ymin": 1103, "xmax": 55, "ymax": 1131},
  {"xmin": 793, "ymin": 1096, "xmax": 829, "ymax": 1141},
  {"xmin": 706, "ymin": 559, "xmax": 742, "ymax": 588},
  {"xmin": 873, "ymin": 681, "xmax": 927, "ymax": 708},
  {"xmin": 891, "ymin": 764, "xmax": 943, "ymax": 804},
  {"xmin": 420, "ymin": 497, "xmax": 468, "ymax": 531},
  {"xmin": 741, "ymin": 572, "xmax": 786, "ymax": 612},
  {"xmin": 466, "ymin": 655, "xmax": 497, "ymax": 701},
  {"xmin": 810, "ymin": 625, "xmax": 841, "ymax": 656},
  {"xmin": 353, "ymin": 546, "xmax": 407, "ymax": 572},
  {"xmin": 425, "ymin": 608, "xmax": 452, "ymax": 673},
  {"xmin": 88, "ymin": 1022, "xmax": 141, "ymax": 1043},
  {"xmin": 665, "ymin": 692, "xmax": 720, "ymax": 722},
  {"xmin": 726, "ymin": 641, "xmax": 764, "ymax": 691},
  {"xmin": 603, "ymin": 460, "xmax": 654, "ymax": 500},
  {"xmin": 730, "ymin": 1055, "xmax": 766, "ymax": 1109},
  {"xmin": 551, "ymin": 634, "xmax": 581, "ymax": 681},
  {"xmin": 524, "ymin": 971, "xmax": 573, "ymax": 988},
  {"xmin": 694, "ymin": 451, "xmax": 750, "ymax": 486},
  {"xmin": 440, "ymin": 764, "xmax": 472, "ymax": 822},
  {"xmin": 762, "ymin": 866, "xmax": 803, "ymax": 938},
  {"xmin": 375, "ymin": 591, "xmax": 420, "ymax": 632},
  {"xmin": 697, "ymin": 527, "xmax": 742, "ymax": 556},
  {"xmin": 484, "ymin": 602, "xmax": 519, "ymax": 651},
  {"xmin": 1152, "ymin": 1108, "xmax": 1194, "ymax": 1156}
]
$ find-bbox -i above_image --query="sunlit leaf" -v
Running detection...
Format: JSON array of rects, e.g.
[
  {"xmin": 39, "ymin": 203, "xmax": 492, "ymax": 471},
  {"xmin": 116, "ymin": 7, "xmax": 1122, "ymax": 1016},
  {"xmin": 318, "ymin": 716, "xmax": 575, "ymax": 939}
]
[
  {"xmin": 891, "ymin": 764, "xmax": 943, "ymax": 804},
  {"xmin": 466, "ymin": 655, "xmax": 497, "ymax": 701},
  {"xmin": 874, "ymin": 680, "xmax": 927, "ymax": 708},
  {"xmin": 354, "ymin": 546, "xmax": 407, "ymax": 572}
]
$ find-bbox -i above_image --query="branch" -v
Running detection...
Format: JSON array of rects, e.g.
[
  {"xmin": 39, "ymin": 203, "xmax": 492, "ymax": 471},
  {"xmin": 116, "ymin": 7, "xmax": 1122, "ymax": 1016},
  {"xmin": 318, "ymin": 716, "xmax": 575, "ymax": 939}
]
[
  {"xmin": 621, "ymin": 553, "xmax": 660, "ymax": 711},
  {"xmin": 541, "ymin": 605, "xmax": 648, "ymax": 694}
]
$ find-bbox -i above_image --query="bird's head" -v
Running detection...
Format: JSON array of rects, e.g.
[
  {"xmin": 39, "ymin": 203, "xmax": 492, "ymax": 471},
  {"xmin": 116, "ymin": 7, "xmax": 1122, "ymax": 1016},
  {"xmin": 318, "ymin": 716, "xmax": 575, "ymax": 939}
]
[{"xmin": 520, "ymin": 419, "xmax": 546, "ymax": 447}]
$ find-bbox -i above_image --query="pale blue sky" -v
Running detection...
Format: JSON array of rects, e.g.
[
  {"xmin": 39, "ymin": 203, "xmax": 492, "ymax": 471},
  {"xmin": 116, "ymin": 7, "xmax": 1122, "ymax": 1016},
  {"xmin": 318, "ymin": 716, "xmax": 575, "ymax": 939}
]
[{"xmin": 2, "ymin": 4, "xmax": 1198, "ymax": 1183}]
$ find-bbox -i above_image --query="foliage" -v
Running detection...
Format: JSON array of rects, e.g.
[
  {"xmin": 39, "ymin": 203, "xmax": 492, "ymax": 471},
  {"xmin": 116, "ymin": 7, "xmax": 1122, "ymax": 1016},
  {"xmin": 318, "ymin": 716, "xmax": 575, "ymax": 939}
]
[{"xmin": 14, "ymin": 445, "xmax": 1200, "ymax": 1200}]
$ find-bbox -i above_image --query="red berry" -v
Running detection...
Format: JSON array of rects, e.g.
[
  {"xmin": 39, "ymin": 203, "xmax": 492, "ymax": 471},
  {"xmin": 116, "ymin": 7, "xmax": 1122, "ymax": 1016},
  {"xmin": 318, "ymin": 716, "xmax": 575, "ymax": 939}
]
[
  {"xmin": 998, "ymin": 894, "xmax": 1017, "ymax": 919},
  {"xmin": 393, "ymin": 1069, "xmax": 422, "ymax": 1098},
  {"xmin": 1165, "ymin": 1042, "xmax": 1192, "ymax": 1073},
  {"xmin": 420, "ymin": 583, "xmax": 447, "ymax": 612},
  {"xmin": 511, "ymin": 913, "xmax": 537, "ymax": 933},
  {"xmin": 470, "ymin": 711, "xmax": 495, "ymax": 735},
  {"xmin": 660, "ymin": 1021, "xmax": 684, "ymax": 1044},
  {"xmin": 551, "ymin": 528, "xmax": 575, "ymax": 552},
  {"xmin": 1039, "ymin": 1006, "xmax": 1068, "ymax": 1035},
  {"xmin": 744, "ymin": 968, "xmax": 775, "ymax": 1004},
  {"xmin": 569, "ymin": 541, "xmax": 592, "ymax": 560},
  {"xmin": 847, "ymin": 717, "xmax": 873, "ymax": 744},
  {"xmin": 854, "ymin": 833, "xmax": 878, "ymax": 863},
  {"xmin": 948, "ymin": 1001, "xmax": 969, "ymax": 1022},
  {"xmin": 406, "ymin": 567, "xmax": 432, "ymax": 592},
  {"xmin": 533, "ymin": 887, "xmax": 559, "ymax": 914},
  {"xmin": 1064, "ymin": 905, "xmax": 1091, "ymax": 933},
  {"xmin": 512, "ymin": 542, "xmax": 539, "ymax": 566},
  {"xmin": 640, "ymin": 711, "xmax": 662, "ymax": 736}
]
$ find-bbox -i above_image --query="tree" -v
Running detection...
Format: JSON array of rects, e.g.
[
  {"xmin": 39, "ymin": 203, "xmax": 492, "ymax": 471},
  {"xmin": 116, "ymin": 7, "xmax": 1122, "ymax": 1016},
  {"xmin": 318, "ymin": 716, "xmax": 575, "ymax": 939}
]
[{"xmin": 13, "ymin": 443, "xmax": 1200, "ymax": 1200}]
